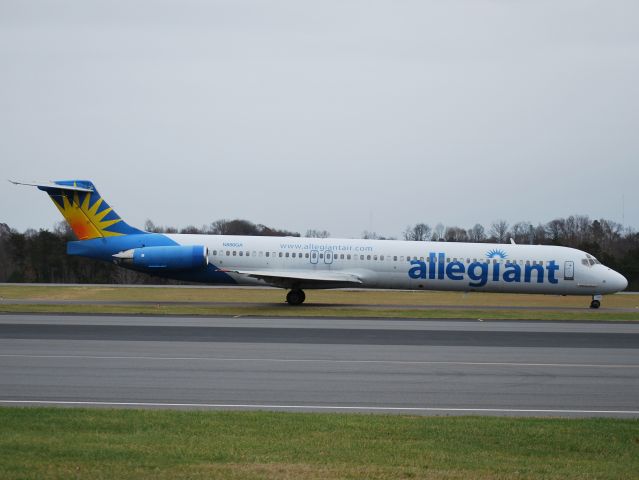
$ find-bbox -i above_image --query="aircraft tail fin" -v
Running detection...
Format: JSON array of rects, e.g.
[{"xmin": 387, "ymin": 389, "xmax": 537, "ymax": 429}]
[{"xmin": 11, "ymin": 179, "xmax": 145, "ymax": 240}]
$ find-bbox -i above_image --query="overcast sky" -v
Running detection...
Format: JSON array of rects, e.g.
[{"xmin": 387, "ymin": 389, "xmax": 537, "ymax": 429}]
[{"xmin": 1, "ymin": 0, "xmax": 638, "ymax": 238}]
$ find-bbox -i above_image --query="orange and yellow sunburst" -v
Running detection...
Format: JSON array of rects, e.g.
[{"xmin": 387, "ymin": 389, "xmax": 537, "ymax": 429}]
[{"xmin": 52, "ymin": 190, "xmax": 123, "ymax": 240}]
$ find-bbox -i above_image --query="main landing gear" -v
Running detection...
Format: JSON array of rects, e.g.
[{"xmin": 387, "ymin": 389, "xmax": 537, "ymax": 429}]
[
  {"xmin": 590, "ymin": 294, "xmax": 602, "ymax": 309},
  {"xmin": 286, "ymin": 289, "xmax": 306, "ymax": 306}
]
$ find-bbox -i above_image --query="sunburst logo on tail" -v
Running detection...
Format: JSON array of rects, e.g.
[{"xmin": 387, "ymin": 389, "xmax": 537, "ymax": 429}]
[
  {"xmin": 50, "ymin": 189, "xmax": 124, "ymax": 240},
  {"xmin": 11, "ymin": 179, "xmax": 143, "ymax": 240}
]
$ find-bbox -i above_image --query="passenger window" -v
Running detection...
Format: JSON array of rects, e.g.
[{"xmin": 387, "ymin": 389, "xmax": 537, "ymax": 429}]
[
  {"xmin": 305, "ymin": 253, "xmax": 309, "ymax": 258},
  {"xmin": 246, "ymin": 252, "xmax": 250, "ymax": 257},
  {"xmin": 265, "ymin": 252, "xmax": 269, "ymax": 257},
  {"xmin": 320, "ymin": 254, "xmax": 324, "ymax": 259},
  {"xmin": 233, "ymin": 251, "xmax": 237, "ymax": 256},
  {"xmin": 279, "ymin": 252, "xmax": 283, "ymax": 258},
  {"xmin": 212, "ymin": 250, "xmax": 217, "ymax": 256},
  {"xmin": 285, "ymin": 252, "xmax": 289, "ymax": 258},
  {"xmin": 292, "ymin": 253, "xmax": 296, "ymax": 258},
  {"xmin": 360, "ymin": 255, "xmax": 364, "ymax": 260},
  {"xmin": 341, "ymin": 254, "xmax": 345, "ymax": 259},
  {"xmin": 380, "ymin": 255, "xmax": 384, "ymax": 261},
  {"xmin": 347, "ymin": 254, "xmax": 351, "ymax": 260},
  {"xmin": 226, "ymin": 251, "xmax": 230, "ymax": 256},
  {"xmin": 373, "ymin": 255, "xmax": 378, "ymax": 261},
  {"xmin": 393, "ymin": 256, "xmax": 397, "ymax": 261},
  {"xmin": 239, "ymin": 251, "xmax": 244, "ymax": 256},
  {"xmin": 367, "ymin": 255, "xmax": 371, "ymax": 260}
]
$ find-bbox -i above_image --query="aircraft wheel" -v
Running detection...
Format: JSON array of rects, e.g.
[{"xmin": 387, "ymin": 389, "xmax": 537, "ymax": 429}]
[
  {"xmin": 590, "ymin": 299, "xmax": 601, "ymax": 309},
  {"xmin": 286, "ymin": 289, "xmax": 306, "ymax": 306}
]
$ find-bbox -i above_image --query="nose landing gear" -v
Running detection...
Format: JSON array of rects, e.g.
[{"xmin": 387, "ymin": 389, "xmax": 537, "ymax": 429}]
[
  {"xmin": 286, "ymin": 289, "xmax": 306, "ymax": 306},
  {"xmin": 590, "ymin": 294, "xmax": 602, "ymax": 309}
]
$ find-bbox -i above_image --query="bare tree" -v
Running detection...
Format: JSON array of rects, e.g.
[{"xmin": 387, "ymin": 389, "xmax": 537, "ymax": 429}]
[
  {"xmin": 445, "ymin": 226, "xmax": 468, "ymax": 242},
  {"xmin": 468, "ymin": 223, "xmax": 486, "ymax": 242},
  {"xmin": 209, "ymin": 219, "xmax": 231, "ymax": 235},
  {"xmin": 144, "ymin": 219, "xmax": 160, "ymax": 233},
  {"xmin": 179, "ymin": 225, "xmax": 203, "ymax": 234},
  {"xmin": 511, "ymin": 221, "xmax": 531, "ymax": 244},
  {"xmin": 403, "ymin": 223, "xmax": 432, "ymax": 241},
  {"xmin": 431, "ymin": 223, "xmax": 445, "ymax": 241},
  {"xmin": 305, "ymin": 229, "xmax": 331, "ymax": 238},
  {"xmin": 361, "ymin": 231, "xmax": 395, "ymax": 240},
  {"xmin": 489, "ymin": 220, "xmax": 510, "ymax": 243},
  {"xmin": 532, "ymin": 223, "xmax": 547, "ymax": 244}
]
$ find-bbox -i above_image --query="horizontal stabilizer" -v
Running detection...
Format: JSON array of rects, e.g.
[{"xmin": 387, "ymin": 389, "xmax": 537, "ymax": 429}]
[{"xmin": 9, "ymin": 180, "xmax": 94, "ymax": 192}]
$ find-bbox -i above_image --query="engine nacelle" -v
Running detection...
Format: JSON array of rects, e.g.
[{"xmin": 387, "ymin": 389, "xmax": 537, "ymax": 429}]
[{"xmin": 113, "ymin": 245, "xmax": 208, "ymax": 271}]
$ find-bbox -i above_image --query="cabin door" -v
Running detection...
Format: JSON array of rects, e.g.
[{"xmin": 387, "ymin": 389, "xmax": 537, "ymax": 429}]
[{"xmin": 564, "ymin": 260, "xmax": 574, "ymax": 280}]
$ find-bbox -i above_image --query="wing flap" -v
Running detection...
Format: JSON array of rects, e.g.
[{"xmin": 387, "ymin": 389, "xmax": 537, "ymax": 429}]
[{"xmin": 218, "ymin": 268, "xmax": 362, "ymax": 286}]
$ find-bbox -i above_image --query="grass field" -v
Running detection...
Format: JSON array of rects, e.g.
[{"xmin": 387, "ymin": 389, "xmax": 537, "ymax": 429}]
[
  {"xmin": 1, "ymin": 408, "xmax": 638, "ymax": 480},
  {"xmin": 1, "ymin": 284, "xmax": 638, "ymax": 320}
]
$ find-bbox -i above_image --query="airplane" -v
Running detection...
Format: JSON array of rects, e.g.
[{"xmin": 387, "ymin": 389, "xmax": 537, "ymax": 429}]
[{"xmin": 12, "ymin": 179, "xmax": 628, "ymax": 308}]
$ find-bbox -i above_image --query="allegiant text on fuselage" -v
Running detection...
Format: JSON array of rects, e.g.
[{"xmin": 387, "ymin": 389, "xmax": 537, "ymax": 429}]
[{"xmin": 409, "ymin": 252, "xmax": 560, "ymax": 287}]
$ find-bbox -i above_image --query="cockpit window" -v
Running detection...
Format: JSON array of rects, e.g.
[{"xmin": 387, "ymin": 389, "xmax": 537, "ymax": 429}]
[{"xmin": 583, "ymin": 254, "xmax": 602, "ymax": 267}]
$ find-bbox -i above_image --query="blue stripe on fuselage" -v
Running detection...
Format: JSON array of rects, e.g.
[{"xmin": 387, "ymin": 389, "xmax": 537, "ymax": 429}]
[
  {"xmin": 67, "ymin": 233, "xmax": 179, "ymax": 260},
  {"xmin": 67, "ymin": 233, "xmax": 237, "ymax": 284}
]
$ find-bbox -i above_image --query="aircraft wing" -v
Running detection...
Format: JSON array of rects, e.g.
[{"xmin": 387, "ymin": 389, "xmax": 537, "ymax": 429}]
[{"xmin": 218, "ymin": 268, "xmax": 363, "ymax": 288}]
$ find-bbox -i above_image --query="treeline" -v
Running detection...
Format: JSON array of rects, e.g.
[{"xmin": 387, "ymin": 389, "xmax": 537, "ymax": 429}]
[{"xmin": 0, "ymin": 215, "xmax": 637, "ymax": 289}]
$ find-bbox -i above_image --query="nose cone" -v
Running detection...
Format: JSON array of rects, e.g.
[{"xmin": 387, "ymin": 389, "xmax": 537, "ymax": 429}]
[{"xmin": 611, "ymin": 271, "xmax": 628, "ymax": 292}]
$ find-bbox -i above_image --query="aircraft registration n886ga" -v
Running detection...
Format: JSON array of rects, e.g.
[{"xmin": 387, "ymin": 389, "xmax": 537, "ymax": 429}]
[{"xmin": 13, "ymin": 179, "xmax": 628, "ymax": 308}]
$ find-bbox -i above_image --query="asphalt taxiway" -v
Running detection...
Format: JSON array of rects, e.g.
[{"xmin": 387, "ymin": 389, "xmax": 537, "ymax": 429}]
[{"xmin": 1, "ymin": 314, "xmax": 638, "ymax": 417}]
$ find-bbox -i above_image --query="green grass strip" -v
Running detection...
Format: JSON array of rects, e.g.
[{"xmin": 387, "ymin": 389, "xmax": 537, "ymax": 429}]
[
  {"xmin": 1, "ymin": 303, "xmax": 638, "ymax": 321},
  {"xmin": 1, "ymin": 408, "xmax": 638, "ymax": 479}
]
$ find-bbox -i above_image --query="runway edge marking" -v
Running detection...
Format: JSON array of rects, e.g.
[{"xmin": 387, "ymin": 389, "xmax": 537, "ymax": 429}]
[
  {"xmin": 1, "ymin": 354, "xmax": 638, "ymax": 369},
  {"xmin": 1, "ymin": 400, "xmax": 638, "ymax": 415}
]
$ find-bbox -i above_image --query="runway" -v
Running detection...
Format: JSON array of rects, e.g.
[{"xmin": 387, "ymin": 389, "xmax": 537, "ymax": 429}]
[{"xmin": 1, "ymin": 314, "xmax": 638, "ymax": 417}]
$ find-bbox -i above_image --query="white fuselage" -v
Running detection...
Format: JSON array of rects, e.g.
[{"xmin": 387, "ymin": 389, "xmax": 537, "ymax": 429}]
[{"xmin": 165, "ymin": 234, "xmax": 628, "ymax": 296}]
